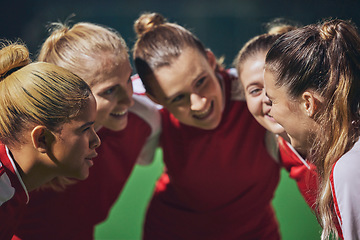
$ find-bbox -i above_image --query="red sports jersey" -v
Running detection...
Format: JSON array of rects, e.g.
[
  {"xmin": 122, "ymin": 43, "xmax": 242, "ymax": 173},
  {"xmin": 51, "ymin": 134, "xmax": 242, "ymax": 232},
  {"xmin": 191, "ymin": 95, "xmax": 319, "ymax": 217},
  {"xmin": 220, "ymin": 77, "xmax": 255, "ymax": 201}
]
[
  {"xmin": 13, "ymin": 94, "xmax": 160, "ymax": 240},
  {"xmin": 143, "ymin": 69, "xmax": 281, "ymax": 240},
  {"xmin": 0, "ymin": 144, "xmax": 29, "ymax": 240},
  {"xmin": 278, "ymin": 136, "xmax": 318, "ymax": 209}
]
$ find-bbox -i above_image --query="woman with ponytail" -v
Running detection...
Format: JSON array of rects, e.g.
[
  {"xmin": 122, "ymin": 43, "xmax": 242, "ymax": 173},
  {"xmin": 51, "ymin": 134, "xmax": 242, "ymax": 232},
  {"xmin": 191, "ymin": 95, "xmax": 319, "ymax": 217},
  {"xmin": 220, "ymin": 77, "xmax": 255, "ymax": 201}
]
[
  {"xmin": 264, "ymin": 19, "xmax": 360, "ymax": 239},
  {"xmin": 13, "ymin": 22, "xmax": 161, "ymax": 240},
  {"xmin": 0, "ymin": 41, "xmax": 100, "ymax": 240},
  {"xmin": 134, "ymin": 12, "xmax": 281, "ymax": 240}
]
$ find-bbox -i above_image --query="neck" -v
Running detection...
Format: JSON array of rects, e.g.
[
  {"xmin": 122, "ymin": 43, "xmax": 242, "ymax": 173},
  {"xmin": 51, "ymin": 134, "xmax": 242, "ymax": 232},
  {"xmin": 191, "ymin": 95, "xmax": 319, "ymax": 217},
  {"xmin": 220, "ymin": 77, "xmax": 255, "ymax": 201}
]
[{"xmin": 10, "ymin": 146, "xmax": 56, "ymax": 192}]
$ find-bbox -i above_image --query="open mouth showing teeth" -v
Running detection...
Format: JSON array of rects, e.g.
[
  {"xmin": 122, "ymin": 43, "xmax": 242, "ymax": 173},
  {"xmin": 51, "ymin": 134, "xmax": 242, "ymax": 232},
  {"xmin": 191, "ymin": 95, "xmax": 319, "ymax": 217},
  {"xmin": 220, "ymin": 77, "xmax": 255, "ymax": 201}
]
[
  {"xmin": 193, "ymin": 102, "xmax": 213, "ymax": 119},
  {"xmin": 111, "ymin": 110, "xmax": 127, "ymax": 116}
]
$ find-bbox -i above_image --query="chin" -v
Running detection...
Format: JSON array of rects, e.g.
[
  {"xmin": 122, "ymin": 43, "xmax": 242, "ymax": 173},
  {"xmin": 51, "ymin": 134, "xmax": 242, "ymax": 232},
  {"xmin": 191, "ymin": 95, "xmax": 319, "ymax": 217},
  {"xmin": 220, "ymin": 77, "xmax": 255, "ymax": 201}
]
[
  {"xmin": 270, "ymin": 126, "xmax": 285, "ymax": 135},
  {"xmin": 197, "ymin": 120, "xmax": 221, "ymax": 130},
  {"xmin": 75, "ymin": 171, "xmax": 90, "ymax": 180},
  {"xmin": 263, "ymin": 120, "xmax": 284, "ymax": 134}
]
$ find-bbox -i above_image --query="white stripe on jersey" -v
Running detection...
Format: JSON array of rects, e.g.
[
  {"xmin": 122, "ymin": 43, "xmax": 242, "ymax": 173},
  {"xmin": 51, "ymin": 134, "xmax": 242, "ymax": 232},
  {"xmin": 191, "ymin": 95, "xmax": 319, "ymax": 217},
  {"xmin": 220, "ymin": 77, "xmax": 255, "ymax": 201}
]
[
  {"xmin": 130, "ymin": 94, "xmax": 161, "ymax": 165},
  {"xmin": 331, "ymin": 139, "xmax": 360, "ymax": 239},
  {"xmin": 0, "ymin": 160, "xmax": 15, "ymax": 206}
]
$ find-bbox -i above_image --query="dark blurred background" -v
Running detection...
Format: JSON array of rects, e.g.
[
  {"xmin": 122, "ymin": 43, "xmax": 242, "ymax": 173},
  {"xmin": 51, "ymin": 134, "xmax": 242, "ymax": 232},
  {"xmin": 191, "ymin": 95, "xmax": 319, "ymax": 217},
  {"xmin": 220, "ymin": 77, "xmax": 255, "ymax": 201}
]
[
  {"xmin": 4, "ymin": 1, "xmax": 359, "ymax": 239},
  {"xmin": 3, "ymin": 0, "xmax": 360, "ymax": 67}
]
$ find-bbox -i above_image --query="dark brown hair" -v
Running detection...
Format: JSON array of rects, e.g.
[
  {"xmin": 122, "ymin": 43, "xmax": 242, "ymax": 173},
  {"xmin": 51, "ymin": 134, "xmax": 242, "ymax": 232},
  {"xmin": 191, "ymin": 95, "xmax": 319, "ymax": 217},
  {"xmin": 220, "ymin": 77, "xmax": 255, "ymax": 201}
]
[
  {"xmin": 265, "ymin": 19, "xmax": 360, "ymax": 239},
  {"xmin": 133, "ymin": 12, "xmax": 207, "ymax": 95}
]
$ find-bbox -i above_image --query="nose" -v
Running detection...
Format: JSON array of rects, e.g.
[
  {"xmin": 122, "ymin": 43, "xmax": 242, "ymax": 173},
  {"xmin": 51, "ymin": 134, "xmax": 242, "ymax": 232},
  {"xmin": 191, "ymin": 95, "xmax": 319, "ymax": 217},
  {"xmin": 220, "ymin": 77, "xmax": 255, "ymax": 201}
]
[
  {"xmin": 117, "ymin": 86, "xmax": 134, "ymax": 108},
  {"xmin": 119, "ymin": 93, "xmax": 134, "ymax": 107},
  {"xmin": 90, "ymin": 129, "xmax": 101, "ymax": 149},
  {"xmin": 190, "ymin": 93, "xmax": 206, "ymax": 111},
  {"xmin": 262, "ymin": 91, "xmax": 272, "ymax": 106}
]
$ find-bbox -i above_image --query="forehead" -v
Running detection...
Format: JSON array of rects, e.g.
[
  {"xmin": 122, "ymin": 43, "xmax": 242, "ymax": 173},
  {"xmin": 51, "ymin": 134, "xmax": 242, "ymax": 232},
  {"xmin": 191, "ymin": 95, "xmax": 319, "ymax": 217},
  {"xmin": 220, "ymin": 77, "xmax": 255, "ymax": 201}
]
[
  {"xmin": 152, "ymin": 48, "xmax": 209, "ymax": 97},
  {"xmin": 240, "ymin": 54, "xmax": 266, "ymax": 86},
  {"xmin": 86, "ymin": 54, "xmax": 132, "ymax": 87}
]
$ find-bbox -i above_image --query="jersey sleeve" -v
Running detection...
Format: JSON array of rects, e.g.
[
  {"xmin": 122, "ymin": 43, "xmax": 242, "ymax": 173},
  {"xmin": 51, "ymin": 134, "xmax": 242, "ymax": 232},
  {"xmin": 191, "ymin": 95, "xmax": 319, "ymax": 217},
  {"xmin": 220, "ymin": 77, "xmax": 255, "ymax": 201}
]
[
  {"xmin": 132, "ymin": 73, "xmax": 146, "ymax": 95},
  {"xmin": 130, "ymin": 94, "xmax": 162, "ymax": 165},
  {"xmin": 278, "ymin": 136, "xmax": 318, "ymax": 209},
  {"xmin": 331, "ymin": 146, "xmax": 360, "ymax": 239}
]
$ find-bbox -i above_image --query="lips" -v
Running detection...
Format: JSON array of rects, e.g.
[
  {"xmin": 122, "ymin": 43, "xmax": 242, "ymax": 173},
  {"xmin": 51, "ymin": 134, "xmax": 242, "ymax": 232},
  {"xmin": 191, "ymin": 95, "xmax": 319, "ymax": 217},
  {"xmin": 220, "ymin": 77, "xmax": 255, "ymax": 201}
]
[
  {"xmin": 85, "ymin": 152, "xmax": 98, "ymax": 166},
  {"xmin": 193, "ymin": 101, "xmax": 214, "ymax": 120},
  {"xmin": 86, "ymin": 151, "xmax": 98, "ymax": 160},
  {"xmin": 110, "ymin": 110, "xmax": 127, "ymax": 117}
]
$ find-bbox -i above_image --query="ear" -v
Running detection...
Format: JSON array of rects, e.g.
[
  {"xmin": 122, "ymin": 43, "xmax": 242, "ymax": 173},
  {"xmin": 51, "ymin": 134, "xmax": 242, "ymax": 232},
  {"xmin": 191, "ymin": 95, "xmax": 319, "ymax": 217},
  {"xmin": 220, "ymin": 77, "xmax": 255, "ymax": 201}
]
[
  {"xmin": 146, "ymin": 92, "xmax": 161, "ymax": 105},
  {"xmin": 205, "ymin": 49, "xmax": 217, "ymax": 70},
  {"xmin": 301, "ymin": 91, "xmax": 320, "ymax": 118},
  {"xmin": 31, "ymin": 126, "xmax": 53, "ymax": 153}
]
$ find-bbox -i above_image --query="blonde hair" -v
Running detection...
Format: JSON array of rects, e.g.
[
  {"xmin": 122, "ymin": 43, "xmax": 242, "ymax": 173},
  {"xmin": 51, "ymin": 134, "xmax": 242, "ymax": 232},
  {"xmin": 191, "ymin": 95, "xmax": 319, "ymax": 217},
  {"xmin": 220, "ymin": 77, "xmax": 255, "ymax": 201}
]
[
  {"xmin": 37, "ymin": 21, "xmax": 128, "ymax": 190},
  {"xmin": 265, "ymin": 19, "xmax": 360, "ymax": 239},
  {"xmin": 0, "ymin": 41, "xmax": 92, "ymax": 191},
  {"xmin": 235, "ymin": 21, "xmax": 297, "ymax": 83},
  {"xmin": 0, "ymin": 41, "xmax": 91, "ymax": 148},
  {"xmin": 38, "ymin": 21, "xmax": 129, "ymax": 86}
]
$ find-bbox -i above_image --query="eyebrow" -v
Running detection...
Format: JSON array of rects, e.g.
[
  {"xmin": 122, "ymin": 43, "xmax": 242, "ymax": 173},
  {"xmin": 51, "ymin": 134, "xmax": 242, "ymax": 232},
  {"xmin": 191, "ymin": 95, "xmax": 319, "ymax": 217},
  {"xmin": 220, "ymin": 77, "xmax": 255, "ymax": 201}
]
[
  {"xmin": 80, "ymin": 121, "xmax": 95, "ymax": 129},
  {"xmin": 245, "ymin": 82, "xmax": 263, "ymax": 90}
]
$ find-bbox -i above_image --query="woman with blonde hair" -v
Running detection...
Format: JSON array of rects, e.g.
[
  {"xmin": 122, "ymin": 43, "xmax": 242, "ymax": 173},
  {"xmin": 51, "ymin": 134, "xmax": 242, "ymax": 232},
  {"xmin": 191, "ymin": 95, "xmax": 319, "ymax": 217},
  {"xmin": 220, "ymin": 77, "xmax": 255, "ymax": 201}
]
[
  {"xmin": 14, "ymin": 21, "xmax": 160, "ymax": 240},
  {"xmin": 0, "ymin": 42, "xmax": 100, "ymax": 240},
  {"xmin": 264, "ymin": 19, "xmax": 360, "ymax": 239}
]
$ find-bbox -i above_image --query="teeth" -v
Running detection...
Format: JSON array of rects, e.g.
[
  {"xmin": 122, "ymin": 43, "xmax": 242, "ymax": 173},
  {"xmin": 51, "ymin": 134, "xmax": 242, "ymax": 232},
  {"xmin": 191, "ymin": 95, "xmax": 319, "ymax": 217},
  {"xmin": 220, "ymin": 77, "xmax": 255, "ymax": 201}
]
[
  {"xmin": 194, "ymin": 104, "xmax": 212, "ymax": 118},
  {"xmin": 112, "ymin": 110, "xmax": 127, "ymax": 116}
]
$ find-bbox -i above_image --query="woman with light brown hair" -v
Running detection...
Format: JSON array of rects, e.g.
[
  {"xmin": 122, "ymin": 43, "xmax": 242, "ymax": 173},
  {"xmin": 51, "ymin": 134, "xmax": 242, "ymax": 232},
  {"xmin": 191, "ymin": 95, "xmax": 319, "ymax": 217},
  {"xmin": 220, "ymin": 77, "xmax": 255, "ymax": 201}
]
[
  {"xmin": 234, "ymin": 21, "xmax": 319, "ymax": 210},
  {"xmin": 0, "ymin": 41, "xmax": 100, "ymax": 240}
]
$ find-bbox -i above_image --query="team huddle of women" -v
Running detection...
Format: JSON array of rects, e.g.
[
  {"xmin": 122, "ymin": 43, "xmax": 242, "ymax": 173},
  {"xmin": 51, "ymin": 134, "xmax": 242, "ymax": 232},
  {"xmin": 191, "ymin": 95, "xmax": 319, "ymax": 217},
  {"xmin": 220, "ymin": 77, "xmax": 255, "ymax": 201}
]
[{"xmin": 0, "ymin": 11, "xmax": 359, "ymax": 240}]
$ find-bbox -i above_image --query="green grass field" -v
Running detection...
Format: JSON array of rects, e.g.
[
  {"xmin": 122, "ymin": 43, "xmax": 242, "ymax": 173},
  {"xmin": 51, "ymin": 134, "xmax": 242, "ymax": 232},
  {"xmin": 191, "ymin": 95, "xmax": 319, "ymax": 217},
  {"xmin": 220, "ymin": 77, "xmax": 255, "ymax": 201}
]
[{"xmin": 94, "ymin": 148, "xmax": 322, "ymax": 240}]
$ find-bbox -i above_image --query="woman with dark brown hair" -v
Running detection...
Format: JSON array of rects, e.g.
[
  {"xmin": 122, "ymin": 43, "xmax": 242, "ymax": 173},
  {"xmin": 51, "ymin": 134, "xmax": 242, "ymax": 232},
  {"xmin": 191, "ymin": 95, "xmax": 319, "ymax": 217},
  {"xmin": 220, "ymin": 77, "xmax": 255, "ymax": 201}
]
[{"xmin": 264, "ymin": 19, "xmax": 360, "ymax": 239}]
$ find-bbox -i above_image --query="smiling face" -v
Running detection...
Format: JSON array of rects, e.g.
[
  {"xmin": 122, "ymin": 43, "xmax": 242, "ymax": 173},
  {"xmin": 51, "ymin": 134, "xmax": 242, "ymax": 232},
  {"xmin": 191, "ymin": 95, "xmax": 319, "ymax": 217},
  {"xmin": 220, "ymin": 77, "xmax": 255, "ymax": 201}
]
[
  {"xmin": 51, "ymin": 94, "xmax": 101, "ymax": 180},
  {"xmin": 239, "ymin": 52, "xmax": 285, "ymax": 134},
  {"xmin": 263, "ymin": 70, "xmax": 318, "ymax": 156},
  {"xmin": 86, "ymin": 53, "xmax": 134, "ymax": 131},
  {"xmin": 149, "ymin": 48, "xmax": 225, "ymax": 130}
]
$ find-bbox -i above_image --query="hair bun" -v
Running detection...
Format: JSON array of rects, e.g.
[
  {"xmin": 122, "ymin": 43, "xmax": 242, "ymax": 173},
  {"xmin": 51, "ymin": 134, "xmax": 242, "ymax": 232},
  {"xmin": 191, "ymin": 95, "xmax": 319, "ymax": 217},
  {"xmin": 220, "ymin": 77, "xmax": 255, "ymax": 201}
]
[
  {"xmin": 266, "ymin": 18, "xmax": 299, "ymax": 35},
  {"xmin": 134, "ymin": 12, "xmax": 166, "ymax": 37},
  {"xmin": 0, "ymin": 43, "xmax": 30, "ymax": 79},
  {"xmin": 320, "ymin": 20, "xmax": 339, "ymax": 41},
  {"xmin": 268, "ymin": 25, "xmax": 297, "ymax": 35}
]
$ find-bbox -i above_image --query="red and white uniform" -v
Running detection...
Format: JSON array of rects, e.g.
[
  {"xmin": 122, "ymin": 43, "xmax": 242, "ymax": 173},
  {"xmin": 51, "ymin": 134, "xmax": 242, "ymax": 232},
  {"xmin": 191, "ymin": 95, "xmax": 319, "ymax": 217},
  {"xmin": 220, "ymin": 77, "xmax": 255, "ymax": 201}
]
[
  {"xmin": 143, "ymin": 69, "xmax": 281, "ymax": 240},
  {"xmin": 13, "ymin": 93, "xmax": 161, "ymax": 240},
  {"xmin": 331, "ymin": 138, "xmax": 360, "ymax": 239},
  {"xmin": 278, "ymin": 136, "xmax": 318, "ymax": 209},
  {"xmin": 0, "ymin": 144, "xmax": 29, "ymax": 240}
]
